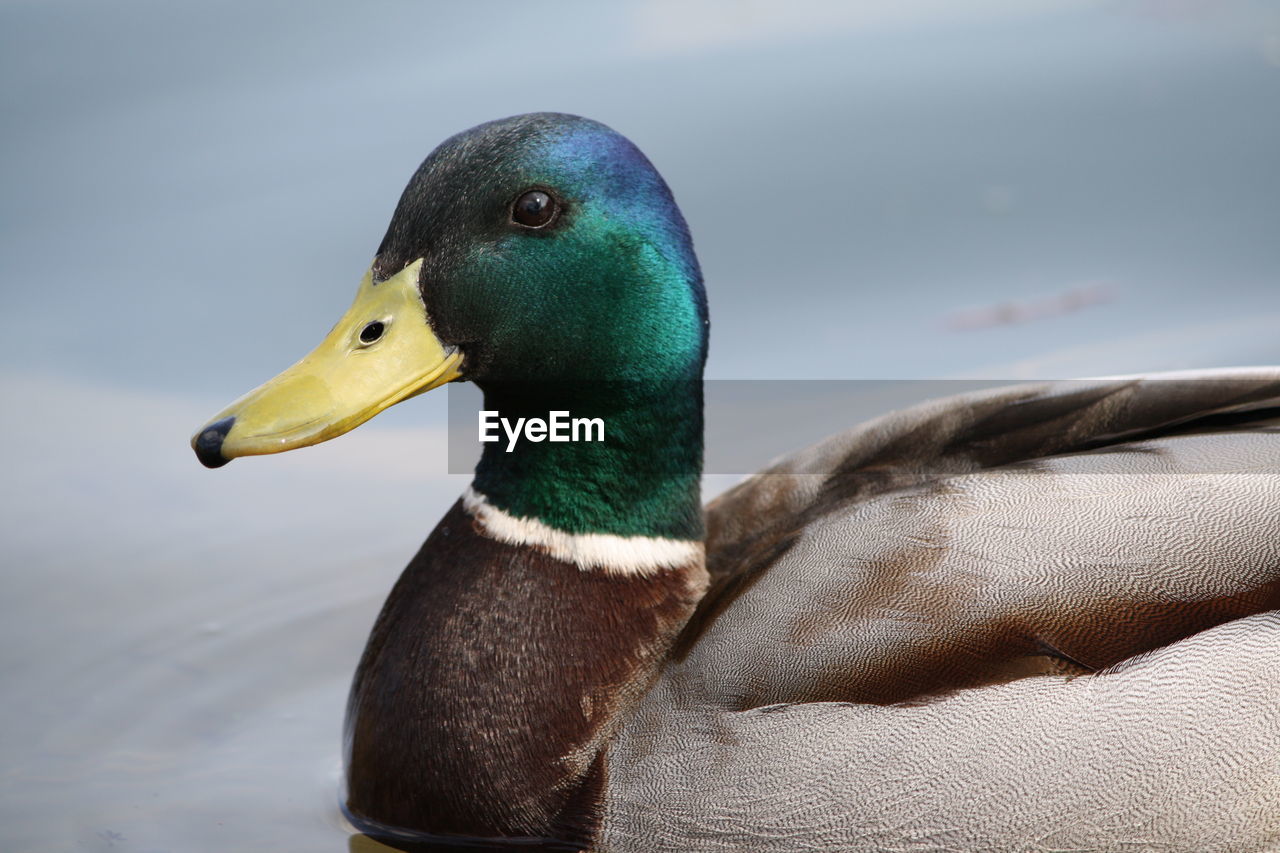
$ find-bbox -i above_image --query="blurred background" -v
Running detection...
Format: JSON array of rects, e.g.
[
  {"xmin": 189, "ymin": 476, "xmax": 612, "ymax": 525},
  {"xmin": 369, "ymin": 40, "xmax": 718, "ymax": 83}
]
[{"xmin": 2, "ymin": 1, "xmax": 1278, "ymax": 850}]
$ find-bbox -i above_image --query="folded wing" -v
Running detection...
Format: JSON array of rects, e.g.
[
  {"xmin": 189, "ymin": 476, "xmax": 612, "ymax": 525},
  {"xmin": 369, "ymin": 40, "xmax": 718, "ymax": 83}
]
[{"xmin": 679, "ymin": 369, "xmax": 1280, "ymax": 708}]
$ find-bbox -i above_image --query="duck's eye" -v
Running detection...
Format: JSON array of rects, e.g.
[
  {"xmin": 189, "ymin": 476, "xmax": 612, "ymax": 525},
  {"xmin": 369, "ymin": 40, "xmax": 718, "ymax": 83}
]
[
  {"xmin": 359, "ymin": 321, "xmax": 386, "ymax": 345},
  {"xmin": 511, "ymin": 190, "xmax": 558, "ymax": 228}
]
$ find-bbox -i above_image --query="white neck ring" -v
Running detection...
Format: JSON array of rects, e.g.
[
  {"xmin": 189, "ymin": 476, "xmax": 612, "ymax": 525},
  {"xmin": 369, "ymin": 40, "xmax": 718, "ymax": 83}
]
[{"xmin": 461, "ymin": 486, "xmax": 703, "ymax": 577}]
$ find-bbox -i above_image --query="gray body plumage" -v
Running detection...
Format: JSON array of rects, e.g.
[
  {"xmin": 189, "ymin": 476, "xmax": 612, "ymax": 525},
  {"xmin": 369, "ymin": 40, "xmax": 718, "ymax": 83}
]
[{"xmin": 599, "ymin": 368, "xmax": 1280, "ymax": 851}]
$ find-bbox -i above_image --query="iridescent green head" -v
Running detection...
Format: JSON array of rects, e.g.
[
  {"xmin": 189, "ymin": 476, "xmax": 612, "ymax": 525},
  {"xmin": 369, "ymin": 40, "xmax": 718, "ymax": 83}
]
[
  {"xmin": 375, "ymin": 112, "xmax": 708, "ymax": 387},
  {"xmin": 191, "ymin": 114, "xmax": 706, "ymax": 539},
  {"xmin": 192, "ymin": 112, "xmax": 707, "ymax": 468}
]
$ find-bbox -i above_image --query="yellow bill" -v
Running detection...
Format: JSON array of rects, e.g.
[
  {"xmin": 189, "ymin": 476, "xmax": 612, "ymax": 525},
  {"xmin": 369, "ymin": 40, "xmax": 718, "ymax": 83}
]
[{"xmin": 192, "ymin": 259, "xmax": 462, "ymax": 468}]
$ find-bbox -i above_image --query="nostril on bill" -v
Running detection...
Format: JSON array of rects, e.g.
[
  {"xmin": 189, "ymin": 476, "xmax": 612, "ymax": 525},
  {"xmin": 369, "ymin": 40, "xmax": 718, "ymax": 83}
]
[{"xmin": 194, "ymin": 416, "xmax": 236, "ymax": 468}]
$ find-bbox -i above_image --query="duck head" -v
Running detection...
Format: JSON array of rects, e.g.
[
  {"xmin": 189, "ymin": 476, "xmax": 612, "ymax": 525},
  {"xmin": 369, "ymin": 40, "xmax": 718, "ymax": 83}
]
[{"xmin": 191, "ymin": 112, "xmax": 707, "ymax": 469}]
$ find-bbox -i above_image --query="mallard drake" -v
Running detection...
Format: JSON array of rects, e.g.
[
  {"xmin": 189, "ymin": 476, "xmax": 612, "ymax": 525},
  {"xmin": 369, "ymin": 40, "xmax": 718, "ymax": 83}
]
[{"xmin": 192, "ymin": 113, "xmax": 1280, "ymax": 852}]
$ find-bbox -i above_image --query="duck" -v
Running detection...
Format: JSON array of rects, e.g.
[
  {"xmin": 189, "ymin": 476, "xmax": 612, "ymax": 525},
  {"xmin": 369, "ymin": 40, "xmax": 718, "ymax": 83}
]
[{"xmin": 192, "ymin": 113, "xmax": 1280, "ymax": 852}]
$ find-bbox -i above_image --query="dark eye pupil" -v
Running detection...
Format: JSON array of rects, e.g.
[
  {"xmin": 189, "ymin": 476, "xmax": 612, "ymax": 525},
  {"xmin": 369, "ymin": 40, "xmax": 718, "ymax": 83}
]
[
  {"xmin": 360, "ymin": 321, "xmax": 385, "ymax": 344},
  {"xmin": 513, "ymin": 190, "xmax": 556, "ymax": 227}
]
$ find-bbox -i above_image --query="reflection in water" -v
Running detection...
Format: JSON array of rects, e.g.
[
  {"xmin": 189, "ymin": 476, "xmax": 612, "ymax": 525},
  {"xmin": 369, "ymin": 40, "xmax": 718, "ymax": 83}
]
[{"xmin": 348, "ymin": 823, "xmax": 588, "ymax": 852}]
